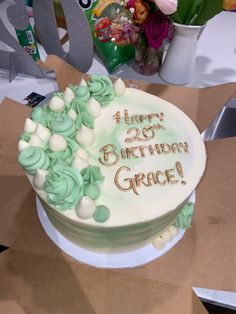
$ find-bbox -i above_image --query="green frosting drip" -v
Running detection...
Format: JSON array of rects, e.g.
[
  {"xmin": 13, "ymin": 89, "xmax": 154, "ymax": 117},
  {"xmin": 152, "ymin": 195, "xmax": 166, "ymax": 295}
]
[
  {"xmin": 46, "ymin": 137, "xmax": 79, "ymax": 166},
  {"xmin": 84, "ymin": 183, "xmax": 100, "ymax": 200},
  {"xmin": 175, "ymin": 202, "xmax": 195, "ymax": 230},
  {"xmin": 75, "ymin": 111, "xmax": 94, "ymax": 130},
  {"xmin": 81, "ymin": 166, "xmax": 104, "ymax": 185},
  {"xmin": 20, "ymin": 133, "xmax": 31, "ymax": 142},
  {"xmin": 18, "ymin": 146, "xmax": 50, "ymax": 175},
  {"xmin": 93, "ymin": 205, "xmax": 110, "ymax": 223},
  {"xmin": 87, "ymin": 74, "xmax": 114, "ymax": 107},
  {"xmin": 51, "ymin": 115, "xmax": 76, "ymax": 138},
  {"xmin": 44, "ymin": 165, "xmax": 84, "ymax": 210}
]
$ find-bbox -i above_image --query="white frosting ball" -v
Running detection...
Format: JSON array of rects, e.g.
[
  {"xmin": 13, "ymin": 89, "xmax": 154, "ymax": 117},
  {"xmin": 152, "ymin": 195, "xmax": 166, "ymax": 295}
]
[
  {"xmin": 67, "ymin": 108, "xmax": 77, "ymax": 121},
  {"xmin": 113, "ymin": 78, "xmax": 126, "ymax": 96},
  {"xmin": 49, "ymin": 134, "xmax": 67, "ymax": 152},
  {"xmin": 29, "ymin": 134, "xmax": 42, "ymax": 147},
  {"xmin": 87, "ymin": 97, "xmax": 101, "ymax": 118},
  {"xmin": 75, "ymin": 125, "xmax": 95, "ymax": 146},
  {"xmin": 49, "ymin": 95, "xmax": 65, "ymax": 112},
  {"xmin": 24, "ymin": 118, "xmax": 37, "ymax": 133},
  {"xmin": 79, "ymin": 78, "xmax": 87, "ymax": 87},
  {"xmin": 64, "ymin": 86, "xmax": 75, "ymax": 105},
  {"xmin": 71, "ymin": 156, "xmax": 89, "ymax": 171},
  {"xmin": 153, "ymin": 236, "xmax": 165, "ymax": 250},
  {"xmin": 161, "ymin": 230, "xmax": 173, "ymax": 243},
  {"xmin": 33, "ymin": 169, "xmax": 48, "ymax": 190},
  {"xmin": 76, "ymin": 196, "xmax": 96, "ymax": 219},
  {"xmin": 18, "ymin": 140, "xmax": 30, "ymax": 151},
  {"xmin": 74, "ymin": 147, "xmax": 89, "ymax": 160},
  {"xmin": 168, "ymin": 225, "xmax": 179, "ymax": 237},
  {"xmin": 35, "ymin": 123, "xmax": 51, "ymax": 141}
]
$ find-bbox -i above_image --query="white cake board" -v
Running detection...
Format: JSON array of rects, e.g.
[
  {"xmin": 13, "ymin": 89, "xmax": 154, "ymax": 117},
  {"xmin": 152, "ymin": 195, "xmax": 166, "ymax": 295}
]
[{"xmin": 36, "ymin": 192, "xmax": 195, "ymax": 269}]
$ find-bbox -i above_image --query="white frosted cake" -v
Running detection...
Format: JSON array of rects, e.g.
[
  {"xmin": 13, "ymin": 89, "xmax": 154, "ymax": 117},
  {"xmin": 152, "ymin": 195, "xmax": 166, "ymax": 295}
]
[{"xmin": 18, "ymin": 75, "xmax": 206, "ymax": 252}]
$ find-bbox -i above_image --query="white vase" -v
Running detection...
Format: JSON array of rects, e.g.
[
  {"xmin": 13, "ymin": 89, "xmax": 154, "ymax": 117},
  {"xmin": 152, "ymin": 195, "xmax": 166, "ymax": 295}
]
[{"xmin": 159, "ymin": 23, "xmax": 205, "ymax": 86}]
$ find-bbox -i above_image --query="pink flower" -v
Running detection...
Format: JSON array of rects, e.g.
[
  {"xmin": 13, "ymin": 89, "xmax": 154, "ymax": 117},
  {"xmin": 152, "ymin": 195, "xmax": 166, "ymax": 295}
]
[
  {"xmin": 154, "ymin": 0, "xmax": 177, "ymax": 15},
  {"xmin": 143, "ymin": 11, "xmax": 171, "ymax": 50}
]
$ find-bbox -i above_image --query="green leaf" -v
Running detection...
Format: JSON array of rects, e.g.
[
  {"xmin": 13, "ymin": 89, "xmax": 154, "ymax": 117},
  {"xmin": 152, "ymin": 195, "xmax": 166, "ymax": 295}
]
[
  {"xmin": 172, "ymin": 0, "xmax": 204, "ymax": 24},
  {"xmin": 191, "ymin": 0, "xmax": 223, "ymax": 25}
]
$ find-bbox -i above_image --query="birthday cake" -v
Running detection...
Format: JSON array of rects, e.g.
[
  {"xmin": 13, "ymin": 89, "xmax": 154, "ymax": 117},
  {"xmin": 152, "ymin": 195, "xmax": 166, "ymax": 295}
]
[{"xmin": 18, "ymin": 75, "xmax": 206, "ymax": 252}]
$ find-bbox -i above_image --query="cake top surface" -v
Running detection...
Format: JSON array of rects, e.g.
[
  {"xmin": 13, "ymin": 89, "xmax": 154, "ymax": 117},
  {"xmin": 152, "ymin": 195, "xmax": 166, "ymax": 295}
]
[{"xmin": 18, "ymin": 75, "xmax": 206, "ymax": 227}]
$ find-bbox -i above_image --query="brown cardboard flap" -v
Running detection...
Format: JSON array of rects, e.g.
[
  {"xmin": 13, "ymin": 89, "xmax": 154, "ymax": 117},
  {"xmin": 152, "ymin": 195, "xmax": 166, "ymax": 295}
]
[
  {"xmin": 192, "ymin": 137, "xmax": 236, "ymax": 291},
  {"xmin": 0, "ymin": 176, "xmax": 34, "ymax": 247},
  {"xmin": 197, "ymin": 83, "xmax": 236, "ymax": 133},
  {"xmin": 0, "ymin": 249, "xmax": 196, "ymax": 314},
  {"xmin": 0, "ymin": 98, "xmax": 31, "ymax": 176}
]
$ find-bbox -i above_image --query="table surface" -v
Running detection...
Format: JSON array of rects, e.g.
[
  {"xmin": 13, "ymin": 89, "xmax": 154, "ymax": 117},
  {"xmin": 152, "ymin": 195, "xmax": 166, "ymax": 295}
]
[{"xmin": 0, "ymin": 1, "xmax": 236, "ymax": 309}]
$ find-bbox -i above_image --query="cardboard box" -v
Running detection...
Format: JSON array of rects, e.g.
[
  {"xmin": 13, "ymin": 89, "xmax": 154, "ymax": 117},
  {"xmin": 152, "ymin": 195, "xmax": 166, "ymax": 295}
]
[{"xmin": 1, "ymin": 56, "xmax": 236, "ymax": 313}]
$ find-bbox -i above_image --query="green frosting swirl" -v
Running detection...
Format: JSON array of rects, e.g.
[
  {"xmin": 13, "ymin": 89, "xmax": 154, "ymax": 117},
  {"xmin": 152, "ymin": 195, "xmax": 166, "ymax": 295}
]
[
  {"xmin": 30, "ymin": 107, "xmax": 45, "ymax": 124},
  {"xmin": 46, "ymin": 137, "xmax": 79, "ymax": 167},
  {"xmin": 87, "ymin": 74, "xmax": 114, "ymax": 107},
  {"xmin": 18, "ymin": 146, "xmax": 50, "ymax": 175},
  {"xmin": 81, "ymin": 166, "xmax": 104, "ymax": 185},
  {"xmin": 75, "ymin": 86, "xmax": 90, "ymax": 103},
  {"xmin": 93, "ymin": 205, "xmax": 110, "ymax": 223},
  {"xmin": 20, "ymin": 133, "xmax": 31, "ymax": 142},
  {"xmin": 44, "ymin": 165, "xmax": 84, "ymax": 210},
  {"xmin": 71, "ymin": 97, "xmax": 87, "ymax": 115},
  {"xmin": 75, "ymin": 111, "xmax": 94, "ymax": 130},
  {"xmin": 84, "ymin": 183, "xmax": 100, "ymax": 200},
  {"xmin": 175, "ymin": 202, "xmax": 195, "ymax": 229},
  {"xmin": 51, "ymin": 115, "xmax": 76, "ymax": 138}
]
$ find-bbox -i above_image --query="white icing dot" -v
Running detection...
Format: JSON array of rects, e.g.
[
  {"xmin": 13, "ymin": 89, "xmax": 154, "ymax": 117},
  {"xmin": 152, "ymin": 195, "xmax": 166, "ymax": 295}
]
[
  {"xmin": 49, "ymin": 134, "xmax": 67, "ymax": 152},
  {"xmin": 71, "ymin": 156, "xmax": 89, "ymax": 171},
  {"xmin": 74, "ymin": 147, "xmax": 89, "ymax": 160},
  {"xmin": 168, "ymin": 225, "xmax": 179, "ymax": 237},
  {"xmin": 33, "ymin": 169, "xmax": 48, "ymax": 190},
  {"xmin": 64, "ymin": 86, "xmax": 75, "ymax": 105},
  {"xmin": 79, "ymin": 78, "xmax": 87, "ymax": 87},
  {"xmin": 67, "ymin": 108, "xmax": 77, "ymax": 121},
  {"xmin": 35, "ymin": 123, "xmax": 51, "ymax": 141},
  {"xmin": 113, "ymin": 78, "xmax": 126, "ymax": 96},
  {"xmin": 153, "ymin": 236, "xmax": 165, "ymax": 250},
  {"xmin": 29, "ymin": 134, "xmax": 42, "ymax": 147},
  {"xmin": 87, "ymin": 97, "xmax": 101, "ymax": 118},
  {"xmin": 161, "ymin": 230, "xmax": 173, "ymax": 243},
  {"xmin": 18, "ymin": 140, "xmax": 30, "ymax": 151},
  {"xmin": 76, "ymin": 196, "xmax": 96, "ymax": 219},
  {"xmin": 24, "ymin": 118, "xmax": 37, "ymax": 133},
  {"xmin": 49, "ymin": 95, "xmax": 65, "ymax": 112},
  {"xmin": 75, "ymin": 125, "xmax": 95, "ymax": 146}
]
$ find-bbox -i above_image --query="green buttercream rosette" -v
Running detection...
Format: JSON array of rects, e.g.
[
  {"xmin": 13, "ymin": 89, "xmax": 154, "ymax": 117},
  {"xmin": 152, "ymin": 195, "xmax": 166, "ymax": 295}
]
[
  {"xmin": 71, "ymin": 97, "xmax": 88, "ymax": 115},
  {"xmin": 20, "ymin": 132, "xmax": 31, "ymax": 142},
  {"xmin": 81, "ymin": 166, "xmax": 104, "ymax": 185},
  {"xmin": 75, "ymin": 111, "xmax": 94, "ymax": 130},
  {"xmin": 51, "ymin": 115, "xmax": 76, "ymax": 138},
  {"xmin": 46, "ymin": 137, "xmax": 79, "ymax": 167},
  {"xmin": 30, "ymin": 107, "xmax": 47, "ymax": 126},
  {"xmin": 18, "ymin": 146, "xmax": 50, "ymax": 175},
  {"xmin": 175, "ymin": 202, "xmax": 195, "ymax": 230},
  {"xmin": 44, "ymin": 165, "xmax": 84, "ymax": 211},
  {"xmin": 87, "ymin": 74, "xmax": 114, "ymax": 107}
]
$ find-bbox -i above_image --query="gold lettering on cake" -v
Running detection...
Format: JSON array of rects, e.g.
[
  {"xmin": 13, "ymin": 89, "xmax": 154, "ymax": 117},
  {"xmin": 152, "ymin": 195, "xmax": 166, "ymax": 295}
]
[
  {"xmin": 113, "ymin": 110, "xmax": 165, "ymax": 125},
  {"xmin": 99, "ymin": 144, "xmax": 119, "ymax": 166},
  {"xmin": 165, "ymin": 169, "xmax": 178, "ymax": 184},
  {"xmin": 114, "ymin": 166, "xmax": 184, "ymax": 195},
  {"xmin": 175, "ymin": 161, "xmax": 186, "ymax": 185},
  {"xmin": 160, "ymin": 143, "xmax": 171, "ymax": 154},
  {"xmin": 155, "ymin": 171, "xmax": 166, "ymax": 186},
  {"xmin": 114, "ymin": 166, "xmax": 138, "ymax": 195}
]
